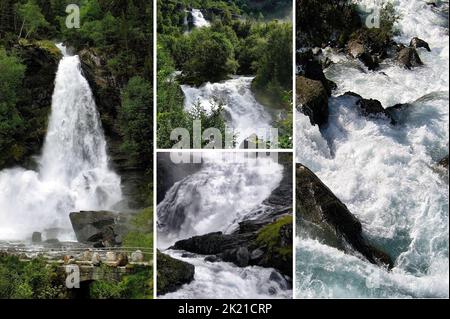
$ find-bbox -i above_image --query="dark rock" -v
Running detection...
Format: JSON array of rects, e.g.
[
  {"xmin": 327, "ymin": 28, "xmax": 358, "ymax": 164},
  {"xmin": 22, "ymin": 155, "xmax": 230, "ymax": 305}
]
[
  {"xmin": 172, "ymin": 232, "xmax": 239, "ymax": 255},
  {"xmin": 410, "ymin": 37, "xmax": 431, "ymax": 52},
  {"xmin": 204, "ymin": 255, "xmax": 221, "ymax": 263},
  {"xmin": 343, "ymin": 92, "xmax": 396, "ymax": 124},
  {"xmin": 69, "ymin": 211, "xmax": 121, "ymax": 245},
  {"xmin": 157, "ymin": 250, "xmax": 195, "ymax": 296},
  {"xmin": 269, "ymin": 271, "xmax": 289, "ymax": 290},
  {"xmin": 347, "ymin": 38, "xmax": 380, "ymax": 70},
  {"xmin": 438, "ymin": 155, "xmax": 449, "ymax": 169},
  {"xmin": 219, "ymin": 247, "xmax": 249, "ymax": 267},
  {"xmin": 296, "ymin": 164, "xmax": 394, "ymax": 269},
  {"xmin": 397, "ymin": 47, "xmax": 423, "ymax": 69},
  {"xmin": 250, "ymin": 249, "xmax": 264, "ymax": 261},
  {"xmin": 297, "ymin": 76, "xmax": 329, "ymax": 126},
  {"xmin": 31, "ymin": 232, "xmax": 42, "ymax": 243}
]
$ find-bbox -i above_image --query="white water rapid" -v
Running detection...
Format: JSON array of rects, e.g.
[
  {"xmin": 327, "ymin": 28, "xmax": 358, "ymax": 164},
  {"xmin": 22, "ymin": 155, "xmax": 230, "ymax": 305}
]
[
  {"xmin": 296, "ymin": 0, "xmax": 449, "ymax": 298},
  {"xmin": 191, "ymin": 9, "xmax": 211, "ymax": 28},
  {"xmin": 0, "ymin": 44, "xmax": 122, "ymax": 241},
  {"xmin": 181, "ymin": 77, "xmax": 275, "ymax": 147},
  {"xmin": 158, "ymin": 153, "xmax": 290, "ymax": 299}
]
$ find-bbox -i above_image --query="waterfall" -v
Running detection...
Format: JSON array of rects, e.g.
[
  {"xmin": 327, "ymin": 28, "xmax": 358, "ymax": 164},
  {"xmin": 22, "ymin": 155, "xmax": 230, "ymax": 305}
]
[
  {"xmin": 157, "ymin": 153, "xmax": 290, "ymax": 299},
  {"xmin": 191, "ymin": 9, "xmax": 210, "ymax": 28},
  {"xmin": 296, "ymin": 0, "xmax": 449, "ymax": 298},
  {"xmin": 157, "ymin": 153, "xmax": 283, "ymax": 248},
  {"xmin": 0, "ymin": 44, "xmax": 122, "ymax": 241},
  {"xmin": 181, "ymin": 76, "xmax": 275, "ymax": 147}
]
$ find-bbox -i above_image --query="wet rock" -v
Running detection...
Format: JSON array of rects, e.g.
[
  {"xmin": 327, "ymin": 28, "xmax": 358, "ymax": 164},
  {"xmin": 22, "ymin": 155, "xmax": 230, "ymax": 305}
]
[
  {"xmin": 343, "ymin": 92, "xmax": 396, "ymax": 124},
  {"xmin": 297, "ymin": 76, "xmax": 329, "ymax": 126},
  {"xmin": 172, "ymin": 232, "xmax": 238, "ymax": 255},
  {"xmin": 438, "ymin": 155, "xmax": 449, "ymax": 169},
  {"xmin": 32, "ymin": 232, "xmax": 42, "ymax": 243},
  {"xmin": 204, "ymin": 255, "xmax": 220, "ymax": 263},
  {"xmin": 69, "ymin": 211, "xmax": 121, "ymax": 245},
  {"xmin": 250, "ymin": 249, "xmax": 264, "ymax": 261},
  {"xmin": 397, "ymin": 47, "xmax": 423, "ymax": 69},
  {"xmin": 296, "ymin": 164, "xmax": 394, "ymax": 269},
  {"xmin": 157, "ymin": 250, "xmax": 195, "ymax": 296},
  {"xmin": 347, "ymin": 39, "xmax": 379, "ymax": 70},
  {"xmin": 131, "ymin": 250, "xmax": 144, "ymax": 263},
  {"xmin": 269, "ymin": 271, "xmax": 289, "ymax": 290},
  {"xmin": 410, "ymin": 37, "xmax": 431, "ymax": 52}
]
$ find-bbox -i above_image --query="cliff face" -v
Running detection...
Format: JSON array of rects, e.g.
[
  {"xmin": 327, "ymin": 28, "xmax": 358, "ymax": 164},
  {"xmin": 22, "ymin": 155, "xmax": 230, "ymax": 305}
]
[
  {"xmin": 1, "ymin": 41, "xmax": 61, "ymax": 169},
  {"xmin": 78, "ymin": 48, "xmax": 150, "ymax": 209}
]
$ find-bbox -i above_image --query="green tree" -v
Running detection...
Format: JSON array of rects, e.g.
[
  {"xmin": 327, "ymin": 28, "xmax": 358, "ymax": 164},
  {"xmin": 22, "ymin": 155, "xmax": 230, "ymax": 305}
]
[
  {"xmin": 119, "ymin": 76, "xmax": 153, "ymax": 167},
  {"xmin": 0, "ymin": 48, "xmax": 26, "ymax": 167},
  {"xmin": 16, "ymin": 0, "xmax": 49, "ymax": 39},
  {"xmin": 183, "ymin": 28, "xmax": 238, "ymax": 85}
]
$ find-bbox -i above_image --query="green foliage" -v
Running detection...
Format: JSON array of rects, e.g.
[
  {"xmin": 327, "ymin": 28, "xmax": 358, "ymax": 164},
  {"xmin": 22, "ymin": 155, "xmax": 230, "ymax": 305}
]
[
  {"xmin": 0, "ymin": 48, "xmax": 26, "ymax": 167},
  {"xmin": 16, "ymin": 0, "xmax": 50, "ymax": 39},
  {"xmin": 123, "ymin": 207, "xmax": 153, "ymax": 262},
  {"xmin": 255, "ymin": 215, "xmax": 293, "ymax": 259},
  {"xmin": 89, "ymin": 266, "xmax": 152, "ymax": 299},
  {"xmin": 119, "ymin": 76, "xmax": 153, "ymax": 168},
  {"xmin": 0, "ymin": 255, "xmax": 65, "ymax": 299}
]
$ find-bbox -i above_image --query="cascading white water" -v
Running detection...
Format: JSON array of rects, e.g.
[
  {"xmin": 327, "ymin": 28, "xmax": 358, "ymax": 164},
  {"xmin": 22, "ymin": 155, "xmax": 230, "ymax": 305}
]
[
  {"xmin": 191, "ymin": 9, "xmax": 211, "ymax": 28},
  {"xmin": 0, "ymin": 44, "xmax": 122, "ymax": 241},
  {"xmin": 160, "ymin": 250, "xmax": 292, "ymax": 299},
  {"xmin": 158, "ymin": 153, "xmax": 283, "ymax": 248},
  {"xmin": 296, "ymin": 0, "xmax": 449, "ymax": 298},
  {"xmin": 158, "ymin": 153, "xmax": 290, "ymax": 298},
  {"xmin": 181, "ymin": 77, "xmax": 275, "ymax": 146}
]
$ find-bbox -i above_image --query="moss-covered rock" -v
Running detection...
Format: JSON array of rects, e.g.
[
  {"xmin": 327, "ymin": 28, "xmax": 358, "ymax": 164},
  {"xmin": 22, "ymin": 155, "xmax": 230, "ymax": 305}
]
[
  {"xmin": 252, "ymin": 215, "xmax": 293, "ymax": 277},
  {"xmin": 157, "ymin": 250, "xmax": 195, "ymax": 296}
]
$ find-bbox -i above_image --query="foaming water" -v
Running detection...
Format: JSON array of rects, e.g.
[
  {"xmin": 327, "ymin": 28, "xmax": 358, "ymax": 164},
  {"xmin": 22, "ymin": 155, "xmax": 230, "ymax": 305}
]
[
  {"xmin": 160, "ymin": 250, "xmax": 292, "ymax": 299},
  {"xmin": 157, "ymin": 153, "xmax": 283, "ymax": 248},
  {"xmin": 181, "ymin": 77, "xmax": 274, "ymax": 146},
  {"xmin": 191, "ymin": 9, "xmax": 210, "ymax": 28},
  {"xmin": 296, "ymin": 0, "xmax": 449, "ymax": 298},
  {"xmin": 0, "ymin": 44, "xmax": 122, "ymax": 241}
]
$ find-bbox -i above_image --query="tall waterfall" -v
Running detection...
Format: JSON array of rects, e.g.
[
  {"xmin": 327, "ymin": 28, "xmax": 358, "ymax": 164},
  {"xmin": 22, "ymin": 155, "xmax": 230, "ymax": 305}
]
[
  {"xmin": 296, "ymin": 0, "xmax": 449, "ymax": 298},
  {"xmin": 0, "ymin": 44, "xmax": 122, "ymax": 241},
  {"xmin": 181, "ymin": 77, "xmax": 275, "ymax": 146}
]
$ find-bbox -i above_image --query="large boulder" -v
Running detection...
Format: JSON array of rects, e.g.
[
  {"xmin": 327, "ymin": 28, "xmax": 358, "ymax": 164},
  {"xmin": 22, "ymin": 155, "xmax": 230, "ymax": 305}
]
[
  {"xmin": 157, "ymin": 250, "xmax": 195, "ymax": 296},
  {"xmin": 397, "ymin": 47, "xmax": 423, "ymax": 69},
  {"xmin": 297, "ymin": 76, "xmax": 329, "ymax": 126},
  {"xmin": 69, "ymin": 211, "xmax": 121, "ymax": 246},
  {"xmin": 410, "ymin": 37, "xmax": 431, "ymax": 52},
  {"xmin": 296, "ymin": 164, "xmax": 393, "ymax": 269}
]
